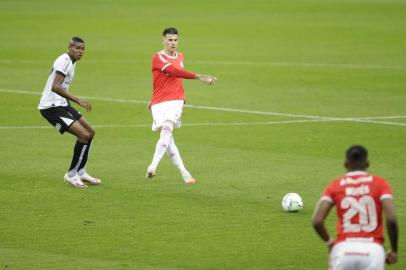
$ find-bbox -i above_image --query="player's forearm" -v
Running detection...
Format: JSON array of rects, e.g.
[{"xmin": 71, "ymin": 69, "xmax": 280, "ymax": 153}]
[
  {"xmin": 387, "ymin": 220, "xmax": 398, "ymax": 253},
  {"xmin": 51, "ymin": 85, "xmax": 80, "ymax": 104},
  {"xmin": 164, "ymin": 65, "xmax": 196, "ymax": 79},
  {"xmin": 313, "ymin": 222, "xmax": 331, "ymax": 242}
]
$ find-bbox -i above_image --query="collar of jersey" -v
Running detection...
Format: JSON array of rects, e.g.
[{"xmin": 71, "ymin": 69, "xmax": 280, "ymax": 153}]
[
  {"xmin": 346, "ymin": 171, "xmax": 368, "ymax": 176},
  {"xmin": 160, "ymin": 50, "xmax": 178, "ymax": 59}
]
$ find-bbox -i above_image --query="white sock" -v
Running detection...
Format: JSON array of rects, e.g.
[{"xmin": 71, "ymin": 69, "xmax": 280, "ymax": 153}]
[
  {"xmin": 67, "ymin": 170, "xmax": 77, "ymax": 178},
  {"xmin": 78, "ymin": 167, "xmax": 86, "ymax": 176},
  {"xmin": 148, "ymin": 124, "xmax": 173, "ymax": 171},
  {"xmin": 167, "ymin": 137, "xmax": 191, "ymax": 180}
]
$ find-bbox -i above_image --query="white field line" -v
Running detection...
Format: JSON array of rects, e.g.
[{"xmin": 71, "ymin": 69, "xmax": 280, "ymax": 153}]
[
  {"xmin": 0, "ymin": 126, "xmax": 51, "ymax": 129},
  {"xmin": 342, "ymin": 119, "xmax": 406, "ymax": 127},
  {"xmin": 184, "ymin": 104, "xmax": 338, "ymax": 120},
  {"xmin": 0, "ymin": 88, "xmax": 335, "ymax": 120},
  {"xmin": 0, "ymin": 119, "xmax": 340, "ymax": 130},
  {"xmin": 351, "ymin": 115, "xmax": 406, "ymax": 120},
  {"xmin": 1, "ymin": 59, "xmax": 405, "ymax": 70},
  {"xmin": 1, "ymin": 88, "xmax": 405, "ymax": 127},
  {"xmin": 2, "ymin": 118, "xmax": 406, "ymax": 130},
  {"xmin": 0, "ymin": 88, "xmax": 148, "ymax": 105}
]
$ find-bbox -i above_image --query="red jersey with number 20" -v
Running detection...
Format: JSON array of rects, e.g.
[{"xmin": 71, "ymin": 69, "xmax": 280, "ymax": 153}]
[
  {"xmin": 321, "ymin": 171, "xmax": 393, "ymax": 245},
  {"xmin": 151, "ymin": 51, "xmax": 191, "ymax": 105}
]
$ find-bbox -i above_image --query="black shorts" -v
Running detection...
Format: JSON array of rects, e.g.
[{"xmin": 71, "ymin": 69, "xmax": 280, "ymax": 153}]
[{"xmin": 40, "ymin": 106, "xmax": 82, "ymax": 134}]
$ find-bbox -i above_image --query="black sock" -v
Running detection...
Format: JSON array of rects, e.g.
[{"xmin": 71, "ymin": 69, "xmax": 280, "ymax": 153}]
[
  {"xmin": 77, "ymin": 138, "xmax": 92, "ymax": 174},
  {"xmin": 68, "ymin": 140, "xmax": 88, "ymax": 176}
]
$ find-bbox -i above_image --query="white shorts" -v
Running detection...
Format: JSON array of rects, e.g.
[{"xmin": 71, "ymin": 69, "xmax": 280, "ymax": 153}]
[
  {"xmin": 150, "ymin": 100, "xmax": 184, "ymax": 131},
  {"xmin": 329, "ymin": 240, "xmax": 385, "ymax": 270}
]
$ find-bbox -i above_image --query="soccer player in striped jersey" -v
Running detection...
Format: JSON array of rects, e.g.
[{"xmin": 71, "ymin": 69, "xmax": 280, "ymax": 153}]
[
  {"xmin": 38, "ymin": 37, "xmax": 101, "ymax": 188},
  {"xmin": 146, "ymin": 27, "xmax": 217, "ymax": 184},
  {"xmin": 312, "ymin": 145, "xmax": 398, "ymax": 270}
]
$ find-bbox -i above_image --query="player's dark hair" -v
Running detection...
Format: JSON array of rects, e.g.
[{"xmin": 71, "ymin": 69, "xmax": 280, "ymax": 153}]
[
  {"xmin": 71, "ymin": 36, "xmax": 84, "ymax": 43},
  {"xmin": 346, "ymin": 145, "xmax": 368, "ymax": 164},
  {"xmin": 163, "ymin": 27, "xmax": 178, "ymax": 36}
]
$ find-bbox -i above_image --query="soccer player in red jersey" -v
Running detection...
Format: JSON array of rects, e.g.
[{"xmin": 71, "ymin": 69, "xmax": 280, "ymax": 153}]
[
  {"xmin": 146, "ymin": 27, "xmax": 217, "ymax": 184},
  {"xmin": 312, "ymin": 145, "xmax": 398, "ymax": 270}
]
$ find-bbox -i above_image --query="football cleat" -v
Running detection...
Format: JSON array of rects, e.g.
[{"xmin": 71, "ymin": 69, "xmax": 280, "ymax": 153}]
[
  {"xmin": 79, "ymin": 173, "xmax": 102, "ymax": 185},
  {"xmin": 64, "ymin": 173, "xmax": 88, "ymax": 188},
  {"xmin": 184, "ymin": 178, "xmax": 196, "ymax": 184},
  {"xmin": 146, "ymin": 170, "xmax": 156, "ymax": 179}
]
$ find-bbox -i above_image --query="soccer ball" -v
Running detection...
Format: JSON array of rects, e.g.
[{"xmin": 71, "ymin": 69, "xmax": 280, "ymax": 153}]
[{"xmin": 281, "ymin": 193, "xmax": 303, "ymax": 212}]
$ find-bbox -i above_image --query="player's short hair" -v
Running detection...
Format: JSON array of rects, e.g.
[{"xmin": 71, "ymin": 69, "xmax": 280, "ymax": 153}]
[
  {"xmin": 71, "ymin": 36, "xmax": 85, "ymax": 44},
  {"xmin": 346, "ymin": 145, "xmax": 368, "ymax": 164},
  {"xmin": 163, "ymin": 27, "xmax": 178, "ymax": 36}
]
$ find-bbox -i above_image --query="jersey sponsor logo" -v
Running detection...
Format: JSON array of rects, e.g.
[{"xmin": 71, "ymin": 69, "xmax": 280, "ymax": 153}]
[
  {"xmin": 344, "ymin": 252, "xmax": 370, "ymax": 256},
  {"xmin": 345, "ymin": 185, "xmax": 370, "ymax": 196},
  {"xmin": 340, "ymin": 176, "xmax": 373, "ymax": 186}
]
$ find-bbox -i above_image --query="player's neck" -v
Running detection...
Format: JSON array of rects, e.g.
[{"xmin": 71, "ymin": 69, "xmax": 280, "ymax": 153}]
[
  {"xmin": 67, "ymin": 53, "xmax": 77, "ymax": 63},
  {"xmin": 163, "ymin": 49, "xmax": 177, "ymax": 57}
]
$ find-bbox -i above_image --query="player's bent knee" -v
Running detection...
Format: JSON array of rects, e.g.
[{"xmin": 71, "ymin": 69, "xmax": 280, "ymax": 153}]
[
  {"xmin": 79, "ymin": 131, "xmax": 91, "ymax": 143},
  {"xmin": 89, "ymin": 128, "xmax": 96, "ymax": 138},
  {"xmin": 162, "ymin": 125, "xmax": 172, "ymax": 132},
  {"xmin": 161, "ymin": 123, "xmax": 174, "ymax": 133}
]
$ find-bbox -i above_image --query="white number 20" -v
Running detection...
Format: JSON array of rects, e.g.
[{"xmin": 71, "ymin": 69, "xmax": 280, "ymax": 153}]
[{"xmin": 341, "ymin": 195, "xmax": 378, "ymax": 233}]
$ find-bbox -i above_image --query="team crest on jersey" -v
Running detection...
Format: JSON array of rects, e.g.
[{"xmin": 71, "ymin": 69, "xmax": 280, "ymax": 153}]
[{"xmin": 158, "ymin": 54, "xmax": 168, "ymax": 64}]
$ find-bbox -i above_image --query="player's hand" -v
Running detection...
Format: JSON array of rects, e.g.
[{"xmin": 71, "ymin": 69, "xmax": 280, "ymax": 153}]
[
  {"xmin": 386, "ymin": 250, "xmax": 397, "ymax": 264},
  {"xmin": 326, "ymin": 239, "xmax": 334, "ymax": 253},
  {"xmin": 78, "ymin": 100, "xmax": 92, "ymax": 112},
  {"xmin": 147, "ymin": 101, "xmax": 152, "ymax": 111},
  {"xmin": 197, "ymin": 74, "xmax": 217, "ymax": 86}
]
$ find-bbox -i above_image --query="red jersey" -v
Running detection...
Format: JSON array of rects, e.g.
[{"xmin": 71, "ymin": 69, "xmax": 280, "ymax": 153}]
[
  {"xmin": 151, "ymin": 50, "xmax": 195, "ymax": 106},
  {"xmin": 321, "ymin": 171, "xmax": 393, "ymax": 245}
]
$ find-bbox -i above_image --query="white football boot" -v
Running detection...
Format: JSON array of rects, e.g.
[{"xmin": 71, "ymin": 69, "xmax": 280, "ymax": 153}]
[
  {"xmin": 181, "ymin": 170, "xmax": 196, "ymax": 184},
  {"xmin": 64, "ymin": 173, "xmax": 88, "ymax": 188},
  {"xmin": 79, "ymin": 173, "xmax": 102, "ymax": 185}
]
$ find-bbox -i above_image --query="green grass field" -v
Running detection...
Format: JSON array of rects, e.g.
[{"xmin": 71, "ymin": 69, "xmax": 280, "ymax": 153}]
[{"xmin": 1, "ymin": 0, "xmax": 405, "ymax": 269}]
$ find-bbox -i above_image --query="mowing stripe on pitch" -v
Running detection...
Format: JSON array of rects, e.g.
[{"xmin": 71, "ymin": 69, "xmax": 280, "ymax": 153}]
[
  {"xmin": 194, "ymin": 60, "xmax": 406, "ymax": 70},
  {"xmin": 1, "ymin": 59, "xmax": 405, "ymax": 70},
  {"xmin": 1, "ymin": 88, "xmax": 405, "ymax": 127}
]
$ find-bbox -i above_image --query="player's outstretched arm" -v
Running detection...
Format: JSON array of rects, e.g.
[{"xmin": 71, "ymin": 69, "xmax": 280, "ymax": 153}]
[
  {"xmin": 196, "ymin": 74, "xmax": 217, "ymax": 86},
  {"xmin": 163, "ymin": 65, "xmax": 217, "ymax": 85},
  {"xmin": 52, "ymin": 73, "xmax": 92, "ymax": 112},
  {"xmin": 312, "ymin": 200, "xmax": 334, "ymax": 252},
  {"xmin": 382, "ymin": 198, "xmax": 398, "ymax": 265}
]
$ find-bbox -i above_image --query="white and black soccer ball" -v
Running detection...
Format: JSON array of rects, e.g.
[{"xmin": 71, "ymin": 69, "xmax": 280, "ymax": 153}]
[{"xmin": 281, "ymin": 193, "xmax": 303, "ymax": 212}]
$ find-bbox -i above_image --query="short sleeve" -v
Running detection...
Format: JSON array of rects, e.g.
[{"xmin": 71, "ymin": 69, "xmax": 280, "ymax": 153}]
[
  {"xmin": 152, "ymin": 54, "xmax": 171, "ymax": 72},
  {"xmin": 379, "ymin": 178, "xmax": 393, "ymax": 201},
  {"xmin": 54, "ymin": 55, "xmax": 71, "ymax": 76}
]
